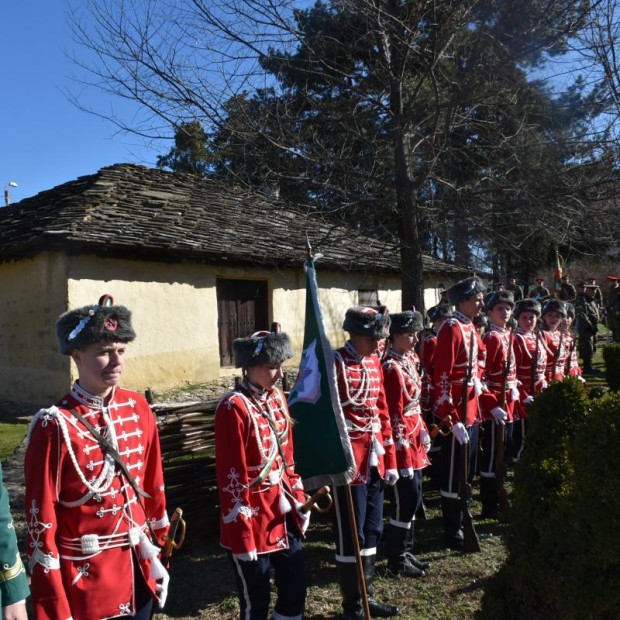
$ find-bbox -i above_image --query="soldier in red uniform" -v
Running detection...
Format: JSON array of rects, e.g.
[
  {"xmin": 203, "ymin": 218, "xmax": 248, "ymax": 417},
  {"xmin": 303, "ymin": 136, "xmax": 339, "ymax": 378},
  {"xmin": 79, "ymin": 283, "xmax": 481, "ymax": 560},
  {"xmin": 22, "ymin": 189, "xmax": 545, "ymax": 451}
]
[
  {"xmin": 382, "ymin": 311, "xmax": 431, "ymax": 579},
  {"xmin": 479, "ymin": 291, "xmax": 516, "ymax": 518},
  {"xmin": 420, "ymin": 305, "xmax": 452, "ymax": 490},
  {"xmin": 512, "ymin": 299, "xmax": 547, "ymax": 462},
  {"xmin": 25, "ymin": 297, "xmax": 169, "ymax": 620},
  {"xmin": 433, "ymin": 276, "xmax": 498, "ymax": 549},
  {"xmin": 333, "ymin": 307, "xmax": 398, "ymax": 619},
  {"xmin": 563, "ymin": 303, "xmax": 584, "ymax": 380},
  {"xmin": 215, "ymin": 329, "xmax": 308, "ymax": 620},
  {"xmin": 541, "ymin": 299, "xmax": 570, "ymax": 382}
]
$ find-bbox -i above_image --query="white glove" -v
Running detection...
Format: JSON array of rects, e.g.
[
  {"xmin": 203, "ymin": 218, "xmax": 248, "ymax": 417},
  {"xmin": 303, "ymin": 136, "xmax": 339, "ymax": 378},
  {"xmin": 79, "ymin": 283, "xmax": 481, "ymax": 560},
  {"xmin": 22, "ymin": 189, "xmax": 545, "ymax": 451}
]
[
  {"xmin": 577, "ymin": 375, "xmax": 586, "ymax": 384},
  {"xmin": 451, "ymin": 422, "xmax": 469, "ymax": 445},
  {"xmin": 420, "ymin": 428, "xmax": 431, "ymax": 453},
  {"xmin": 510, "ymin": 386, "xmax": 520, "ymax": 401},
  {"xmin": 384, "ymin": 469, "xmax": 399, "ymax": 486},
  {"xmin": 399, "ymin": 467, "xmax": 414, "ymax": 478},
  {"xmin": 234, "ymin": 549, "xmax": 258, "ymax": 562},
  {"xmin": 490, "ymin": 406, "xmax": 508, "ymax": 426},
  {"xmin": 295, "ymin": 501, "xmax": 311, "ymax": 536},
  {"xmin": 474, "ymin": 377, "xmax": 483, "ymax": 397},
  {"xmin": 137, "ymin": 532, "xmax": 170, "ymax": 608},
  {"xmin": 522, "ymin": 395, "xmax": 535, "ymax": 405}
]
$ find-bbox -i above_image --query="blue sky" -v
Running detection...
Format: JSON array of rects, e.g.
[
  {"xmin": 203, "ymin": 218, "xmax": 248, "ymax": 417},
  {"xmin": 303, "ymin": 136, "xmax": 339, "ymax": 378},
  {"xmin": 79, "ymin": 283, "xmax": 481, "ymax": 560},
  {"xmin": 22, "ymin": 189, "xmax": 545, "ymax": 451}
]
[{"xmin": 0, "ymin": 3, "xmax": 163, "ymax": 203}]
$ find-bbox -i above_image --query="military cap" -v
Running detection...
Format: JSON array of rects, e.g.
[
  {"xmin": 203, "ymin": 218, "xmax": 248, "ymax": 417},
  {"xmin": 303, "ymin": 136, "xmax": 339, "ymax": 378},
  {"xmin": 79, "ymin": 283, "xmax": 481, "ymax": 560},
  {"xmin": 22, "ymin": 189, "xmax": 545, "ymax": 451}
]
[
  {"xmin": 446, "ymin": 276, "xmax": 486, "ymax": 306},
  {"xmin": 485, "ymin": 290, "xmax": 515, "ymax": 311},
  {"xmin": 57, "ymin": 294, "xmax": 136, "ymax": 355},
  {"xmin": 233, "ymin": 329, "xmax": 293, "ymax": 369},
  {"xmin": 343, "ymin": 306, "xmax": 390, "ymax": 338},
  {"xmin": 514, "ymin": 298, "xmax": 542, "ymax": 317},
  {"xmin": 541, "ymin": 298, "xmax": 567, "ymax": 317},
  {"xmin": 389, "ymin": 310, "xmax": 424, "ymax": 335},
  {"xmin": 607, "ymin": 275, "xmax": 620, "ymax": 282},
  {"xmin": 427, "ymin": 304, "xmax": 453, "ymax": 323}
]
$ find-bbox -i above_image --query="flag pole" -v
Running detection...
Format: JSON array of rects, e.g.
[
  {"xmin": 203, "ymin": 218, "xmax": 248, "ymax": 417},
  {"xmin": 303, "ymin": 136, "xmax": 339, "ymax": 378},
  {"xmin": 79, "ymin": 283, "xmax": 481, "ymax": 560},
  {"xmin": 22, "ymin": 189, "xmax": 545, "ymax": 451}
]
[
  {"xmin": 296, "ymin": 235, "xmax": 369, "ymax": 617},
  {"xmin": 345, "ymin": 486, "xmax": 372, "ymax": 620}
]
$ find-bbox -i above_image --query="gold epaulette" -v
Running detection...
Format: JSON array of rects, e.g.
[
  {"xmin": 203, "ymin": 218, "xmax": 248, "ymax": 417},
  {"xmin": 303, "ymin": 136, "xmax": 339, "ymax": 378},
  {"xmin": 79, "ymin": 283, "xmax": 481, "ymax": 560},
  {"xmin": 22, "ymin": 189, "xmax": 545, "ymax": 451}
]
[{"xmin": 0, "ymin": 553, "xmax": 25, "ymax": 582}]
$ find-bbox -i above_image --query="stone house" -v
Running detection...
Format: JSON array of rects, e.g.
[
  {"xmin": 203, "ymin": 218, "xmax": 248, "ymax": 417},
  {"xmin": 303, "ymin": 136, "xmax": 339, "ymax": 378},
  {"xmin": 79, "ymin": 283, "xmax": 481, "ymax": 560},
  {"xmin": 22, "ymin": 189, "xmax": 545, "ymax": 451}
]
[{"xmin": 0, "ymin": 164, "xmax": 471, "ymax": 404}]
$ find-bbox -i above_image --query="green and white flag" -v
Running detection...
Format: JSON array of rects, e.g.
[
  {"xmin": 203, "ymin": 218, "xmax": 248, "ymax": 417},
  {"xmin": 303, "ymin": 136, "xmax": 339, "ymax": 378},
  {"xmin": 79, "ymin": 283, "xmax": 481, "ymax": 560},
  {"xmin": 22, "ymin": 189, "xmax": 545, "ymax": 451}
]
[{"xmin": 289, "ymin": 256, "xmax": 356, "ymax": 489}]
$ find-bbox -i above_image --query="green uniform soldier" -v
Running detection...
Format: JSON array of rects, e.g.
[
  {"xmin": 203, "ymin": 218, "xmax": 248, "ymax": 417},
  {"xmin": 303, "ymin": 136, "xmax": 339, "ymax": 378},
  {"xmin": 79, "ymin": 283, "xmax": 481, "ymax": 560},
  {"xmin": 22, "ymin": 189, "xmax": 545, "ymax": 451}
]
[
  {"xmin": 606, "ymin": 275, "xmax": 620, "ymax": 342},
  {"xmin": 575, "ymin": 284, "xmax": 600, "ymax": 373},
  {"xmin": 530, "ymin": 277, "xmax": 550, "ymax": 302},
  {"xmin": 506, "ymin": 277, "xmax": 523, "ymax": 302},
  {"xmin": 0, "ymin": 463, "xmax": 29, "ymax": 620}
]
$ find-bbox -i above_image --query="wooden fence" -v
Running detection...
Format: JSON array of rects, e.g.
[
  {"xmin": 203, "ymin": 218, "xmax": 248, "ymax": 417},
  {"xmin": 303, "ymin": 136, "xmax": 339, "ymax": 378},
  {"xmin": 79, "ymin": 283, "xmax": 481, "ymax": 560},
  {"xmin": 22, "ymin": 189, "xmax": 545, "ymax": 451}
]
[{"xmin": 154, "ymin": 400, "xmax": 220, "ymax": 546}]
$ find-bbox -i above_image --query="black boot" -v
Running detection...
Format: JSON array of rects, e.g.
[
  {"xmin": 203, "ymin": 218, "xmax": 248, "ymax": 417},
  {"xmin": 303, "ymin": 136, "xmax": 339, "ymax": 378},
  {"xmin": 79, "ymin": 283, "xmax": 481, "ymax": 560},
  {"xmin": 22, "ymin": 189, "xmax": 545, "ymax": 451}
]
[
  {"xmin": 386, "ymin": 525, "xmax": 425, "ymax": 578},
  {"xmin": 404, "ymin": 521, "xmax": 430, "ymax": 571},
  {"xmin": 479, "ymin": 476, "xmax": 499, "ymax": 520},
  {"xmin": 337, "ymin": 561, "xmax": 364, "ymax": 620},
  {"xmin": 362, "ymin": 555, "xmax": 400, "ymax": 617},
  {"xmin": 441, "ymin": 497, "xmax": 464, "ymax": 550}
]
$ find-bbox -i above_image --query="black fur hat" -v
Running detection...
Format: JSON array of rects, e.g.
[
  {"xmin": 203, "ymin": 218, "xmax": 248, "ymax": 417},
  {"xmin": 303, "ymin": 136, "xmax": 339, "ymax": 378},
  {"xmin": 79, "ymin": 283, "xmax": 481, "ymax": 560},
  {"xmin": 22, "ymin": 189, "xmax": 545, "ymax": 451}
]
[
  {"xmin": 427, "ymin": 304, "xmax": 453, "ymax": 323},
  {"xmin": 542, "ymin": 298, "xmax": 567, "ymax": 318},
  {"xmin": 57, "ymin": 295, "xmax": 136, "ymax": 355},
  {"xmin": 343, "ymin": 306, "xmax": 390, "ymax": 338},
  {"xmin": 233, "ymin": 330, "xmax": 293, "ymax": 369},
  {"xmin": 447, "ymin": 276, "xmax": 486, "ymax": 306},
  {"xmin": 389, "ymin": 311, "xmax": 424, "ymax": 335},
  {"xmin": 485, "ymin": 290, "xmax": 515, "ymax": 311},
  {"xmin": 514, "ymin": 298, "xmax": 542, "ymax": 317}
]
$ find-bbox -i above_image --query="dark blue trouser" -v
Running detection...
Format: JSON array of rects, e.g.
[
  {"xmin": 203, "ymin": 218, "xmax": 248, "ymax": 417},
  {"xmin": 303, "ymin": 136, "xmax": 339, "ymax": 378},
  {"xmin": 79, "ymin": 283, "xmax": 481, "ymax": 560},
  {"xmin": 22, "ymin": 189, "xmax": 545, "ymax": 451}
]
[
  {"xmin": 332, "ymin": 466, "xmax": 384, "ymax": 561},
  {"xmin": 439, "ymin": 424, "xmax": 479, "ymax": 498},
  {"xmin": 389, "ymin": 470, "xmax": 423, "ymax": 526},
  {"xmin": 228, "ymin": 516, "xmax": 306, "ymax": 620}
]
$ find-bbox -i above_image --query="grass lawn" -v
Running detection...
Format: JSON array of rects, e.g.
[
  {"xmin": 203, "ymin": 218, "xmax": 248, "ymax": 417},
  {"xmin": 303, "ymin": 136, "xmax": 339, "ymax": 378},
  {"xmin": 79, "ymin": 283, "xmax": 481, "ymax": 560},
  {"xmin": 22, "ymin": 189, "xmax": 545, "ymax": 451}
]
[
  {"xmin": 155, "ymin": 489, "xmax": 509, "ymax": 620},
  {"xmin": 0, "ymin": 422, "xmax": 28, "ymax": 462}
]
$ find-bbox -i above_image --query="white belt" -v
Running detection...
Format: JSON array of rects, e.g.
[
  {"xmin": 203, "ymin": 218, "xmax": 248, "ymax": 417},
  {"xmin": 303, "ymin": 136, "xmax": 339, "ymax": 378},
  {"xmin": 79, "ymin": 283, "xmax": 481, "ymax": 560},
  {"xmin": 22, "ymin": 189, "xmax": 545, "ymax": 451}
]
[{"xmin": 59, "ymin": 525, "xmax": 145, "ymax": 558}]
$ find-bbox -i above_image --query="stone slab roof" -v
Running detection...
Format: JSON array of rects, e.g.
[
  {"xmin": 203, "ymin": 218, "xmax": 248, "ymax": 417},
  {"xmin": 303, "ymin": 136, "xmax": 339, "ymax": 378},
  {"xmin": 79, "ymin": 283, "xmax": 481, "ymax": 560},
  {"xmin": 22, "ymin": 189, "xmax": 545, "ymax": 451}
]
[{"xmin": 0, "ymin": 163, "xmax": 469, "ymax": 275}]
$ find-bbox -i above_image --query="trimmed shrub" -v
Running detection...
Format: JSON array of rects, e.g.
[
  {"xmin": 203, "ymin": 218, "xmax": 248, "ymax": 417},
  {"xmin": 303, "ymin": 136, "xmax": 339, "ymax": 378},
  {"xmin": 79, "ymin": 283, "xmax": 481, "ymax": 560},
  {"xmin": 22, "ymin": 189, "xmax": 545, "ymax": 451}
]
[
  {"xmin": 478, "ymin": 379, "xmax": 620, "ymax": 619},
  {"xmin": 602, "ymin": 343, "xmax": 620, "ymax": 391}
]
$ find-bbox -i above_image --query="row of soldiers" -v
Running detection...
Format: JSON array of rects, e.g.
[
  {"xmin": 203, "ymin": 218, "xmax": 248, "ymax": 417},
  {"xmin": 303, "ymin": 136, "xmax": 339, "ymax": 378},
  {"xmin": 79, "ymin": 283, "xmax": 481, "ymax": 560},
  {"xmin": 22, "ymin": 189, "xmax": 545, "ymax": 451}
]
[
  {"xmin": 0, "ymin": 279, "xmax": 593, "ymax": 620},
  {"xmin": 213, "ymin": 274, "xmax": 595, "ymax": 619}
]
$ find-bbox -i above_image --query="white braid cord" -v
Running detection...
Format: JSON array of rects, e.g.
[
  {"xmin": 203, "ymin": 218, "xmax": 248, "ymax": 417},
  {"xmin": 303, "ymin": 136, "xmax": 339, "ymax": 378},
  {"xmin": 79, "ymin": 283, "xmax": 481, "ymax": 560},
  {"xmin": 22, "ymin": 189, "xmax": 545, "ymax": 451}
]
[{"xmin": 31, "ymin": 407, "xmax": 117, "ymax": 507}]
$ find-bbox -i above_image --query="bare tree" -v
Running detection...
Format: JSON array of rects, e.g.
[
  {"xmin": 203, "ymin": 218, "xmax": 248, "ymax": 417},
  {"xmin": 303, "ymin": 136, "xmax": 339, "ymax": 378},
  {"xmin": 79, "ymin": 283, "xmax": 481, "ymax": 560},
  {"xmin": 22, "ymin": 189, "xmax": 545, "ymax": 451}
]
[{"xmin": 67, "ymin": 0, "xmax": 595, "ymax": 309}]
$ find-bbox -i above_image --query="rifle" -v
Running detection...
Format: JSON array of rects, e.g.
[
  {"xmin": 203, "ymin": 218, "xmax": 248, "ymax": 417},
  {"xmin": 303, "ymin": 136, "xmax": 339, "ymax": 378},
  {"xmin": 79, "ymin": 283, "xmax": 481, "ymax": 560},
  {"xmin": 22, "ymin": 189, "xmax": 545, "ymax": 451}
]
[
  {"xmin": 460, "ymin": 333, "xmax": 481, "ymax": 553},
  {"xmin": 161, "ymin": 507, "xmax": 187, "ymax": 566},
  {"xmin": 496, "ymin": 331, "xmax": 513, "ymax": 519},
  {"xmin": 530, "ymin": 327, "xmax": 540, "ymax": 396}
]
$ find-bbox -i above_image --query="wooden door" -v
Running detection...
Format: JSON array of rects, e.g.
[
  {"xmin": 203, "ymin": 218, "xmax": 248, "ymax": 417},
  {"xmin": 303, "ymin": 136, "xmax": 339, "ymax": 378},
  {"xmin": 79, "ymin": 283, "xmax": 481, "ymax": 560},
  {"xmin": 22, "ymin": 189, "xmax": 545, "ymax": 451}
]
[{"xmin": 216, "ymin": 278, "xmax": 269, "ymax": 366}]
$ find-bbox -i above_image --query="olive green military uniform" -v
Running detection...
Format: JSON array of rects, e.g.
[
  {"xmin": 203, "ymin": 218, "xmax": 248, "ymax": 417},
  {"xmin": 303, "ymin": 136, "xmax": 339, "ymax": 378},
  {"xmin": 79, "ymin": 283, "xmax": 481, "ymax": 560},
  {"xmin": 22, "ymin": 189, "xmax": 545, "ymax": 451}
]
[{"xmin": 0, "ymin": 463, "xmax": 30, "ymax": 609}]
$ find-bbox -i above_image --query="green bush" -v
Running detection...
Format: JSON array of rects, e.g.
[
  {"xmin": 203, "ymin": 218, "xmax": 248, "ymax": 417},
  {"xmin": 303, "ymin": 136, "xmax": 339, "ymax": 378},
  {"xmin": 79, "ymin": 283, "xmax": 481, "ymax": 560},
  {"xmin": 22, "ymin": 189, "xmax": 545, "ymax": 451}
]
[
  {"xmin": 479, "ymin": 380, "xmax": 620, "ymax": 619},
  {"xmin": 602, "ymin": 343, "xmax": 620, "ymax": 391}
]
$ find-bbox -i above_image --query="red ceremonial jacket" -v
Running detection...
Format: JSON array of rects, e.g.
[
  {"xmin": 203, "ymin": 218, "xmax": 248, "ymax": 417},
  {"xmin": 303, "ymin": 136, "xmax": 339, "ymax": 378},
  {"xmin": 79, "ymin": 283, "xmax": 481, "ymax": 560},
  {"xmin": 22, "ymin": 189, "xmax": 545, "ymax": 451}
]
[
  {"xmin": 215, "ymin": 381, "xmax": 306, "ymax": 556},
  {"xmin": 563, "ymin": 331, "xmax": 582, "ymax": 377},
  {"xmin": 335, "ymin": 342, "xmax": 396, "ymax": 485},
  {"xmin": 433, "ymin": 312, "xmax": 490, "ymax": 426},
  {"xmin": 513, "ymin": 327, "xmax": 548, "ymax": 420},
  {"xmin": 25, "ymin": 384, "xmax": 169, "ymax": 620},
  {"xmin": 481, "ymin": 324, "xmax": 517, "ymax": 422},
  {"xmin": 542, "ymin": 328, "xmax": 570, "ymax": 382},
  {"xmin": 419, "ymin": 332, "xmax": 437, "ymax": 417},
  {"xmin": 382, "ymin": 348, "xmax": 430, "ymax": 472}
]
